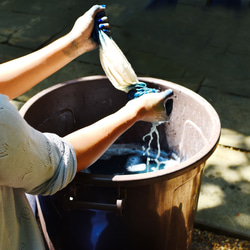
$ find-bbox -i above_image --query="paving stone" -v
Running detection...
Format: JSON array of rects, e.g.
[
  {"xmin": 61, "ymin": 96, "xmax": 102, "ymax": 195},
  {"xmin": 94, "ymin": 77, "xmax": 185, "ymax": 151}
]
[
  {"xmin": 228, "ymin": 36, "xmax": 250, "ymax": 56},
  {"xmin": 202, "ymin": 53, "xmax": 250, "ymax": 98},
  {"xmin": 0, "ymin": 10, "xmax": 30, "ymax": 37},
  {"xmin": 0, "ymin": 0, "xmax": 22, "ymax": 11},
  {"xmin": 96, "ymin": 0, "xmax": 151, "ymax": 27},
  {"xmin": 124, "ymin": 6, "xmax": 202, "ymax": 60},
  {"xmin": 123, "ymin": 5, "xmax": 226, "ymax": 82},
  {"xmin": 125, "ymin": 49, "xmax": 186, "ymax": 80},
  {"xmin": 196, "ymin": 145, "xmax": 250, "ymax": 239},
  {"xmin": 178, "ymin": 45, "xmax": 224, "ymax": 79},
  {"xmin": 9, "ymin": 16, "xmax": 68, "ymax": 50},
  {"xmin": 206, "ymin": 12, "xmax": 243, "ymax": 49},
  {"xmin": 11, "ymin": 0, "xmax": 96, "ymax": 20},
  {"xmin": 171, "ymin": 70, "xmax": 205, "ymax": 92},
  {"xmin": 230, "ymin": 9, "xmax": 250, "ymax": 40},
  {"xmin": 0, "ymin": 35, "xmax": 8, "ymax": 43},
  {"xmin": 10, "ymin": 99, "xmax": 25, "ymax": 110},
  {"xmin": 122, "ymin": 4, "xmax": 250, "ymax": 93},
  {"xmin": 207, "ymin": 11, "xmax": 250, "ymax": 52},
  {"xmin": 0, "ymin": 44, "xmax": 31, "ymax": 63},
  {"xmin": 178, "ymin": 0, "xmax": 208, "ymax": 6},
  {"xmin": 198, "ymin": 86, "xmax": 250, "ymax": 151},
  {"xmin": 0, "ymin": 10, "xmax": 69, "ymax": 50}
]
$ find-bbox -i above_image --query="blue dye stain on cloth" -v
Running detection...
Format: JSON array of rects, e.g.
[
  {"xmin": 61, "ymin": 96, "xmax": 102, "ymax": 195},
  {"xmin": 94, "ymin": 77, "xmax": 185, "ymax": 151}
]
[{"xmin": 91, "ymin": 10, "xmax": 159, "ymax": 100}]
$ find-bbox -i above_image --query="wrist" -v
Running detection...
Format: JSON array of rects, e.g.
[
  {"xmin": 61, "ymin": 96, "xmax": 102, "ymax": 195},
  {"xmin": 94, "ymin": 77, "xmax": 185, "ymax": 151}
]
[
  {"xmin": 124, "ymin": 99, "xmax": 145, "ymax": 122},
  {"xmin": 65, "ymin": 29, "xmax": 97, "ymax": 57}
]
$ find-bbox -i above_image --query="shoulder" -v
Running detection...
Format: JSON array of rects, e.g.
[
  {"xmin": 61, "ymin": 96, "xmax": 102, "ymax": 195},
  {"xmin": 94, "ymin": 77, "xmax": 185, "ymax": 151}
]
[{"xmin": 0, "ymin": 94, "xmax": 27, "ymax": 134}]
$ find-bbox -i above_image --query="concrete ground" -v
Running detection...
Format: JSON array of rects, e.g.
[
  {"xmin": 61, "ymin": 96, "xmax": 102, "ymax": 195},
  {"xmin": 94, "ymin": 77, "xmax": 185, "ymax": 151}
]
[{"xmin": 1, "ymin": 0, "xmax": 250, "ymax": 244}]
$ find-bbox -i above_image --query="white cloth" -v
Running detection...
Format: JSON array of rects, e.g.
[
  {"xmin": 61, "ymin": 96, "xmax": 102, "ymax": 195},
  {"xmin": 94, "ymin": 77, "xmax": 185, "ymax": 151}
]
[
  {"xmin": 99, "ymin": 30, "xmax": 139, "ymax": 92},
  {"xmin": 0, "ymin": 94, "xmax": 77, "ymax": 249}
]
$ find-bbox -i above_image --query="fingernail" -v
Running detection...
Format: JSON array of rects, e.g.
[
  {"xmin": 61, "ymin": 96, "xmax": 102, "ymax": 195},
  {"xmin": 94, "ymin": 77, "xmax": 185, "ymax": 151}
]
[
  {"xmin": 97, "ymin": 18, "xmax": 103, "ymax": 23},
  {"xmin": 99, "ymin": 24, "xmax": 105, "ymax": 29},
  {"xmin": 101, "ymin": 4, "xmax": 106, "ymax": 8},
  {"xmin": 102, "ymin": 29, "xmax": 109, "ymax": 33},
  {"xmin": 102, "ymin": 29, "xmax": 111, "ymax": 36},
  {"xmin": 164, "ymin": 89, "xmax": 173, "ymax": 98}
]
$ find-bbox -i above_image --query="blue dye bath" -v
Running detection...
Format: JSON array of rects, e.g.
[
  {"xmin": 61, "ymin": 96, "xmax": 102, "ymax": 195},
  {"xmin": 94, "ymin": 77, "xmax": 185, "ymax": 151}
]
[{"xmin": 84, "ymin": 143, "xmax": 180, "ymax": 175}]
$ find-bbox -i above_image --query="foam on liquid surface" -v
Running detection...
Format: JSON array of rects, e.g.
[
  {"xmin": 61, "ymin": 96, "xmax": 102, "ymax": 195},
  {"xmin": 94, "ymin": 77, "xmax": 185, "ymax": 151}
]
[{"xmin": 84, "ymin": 123, "xmax": 180, "ymax": 175}]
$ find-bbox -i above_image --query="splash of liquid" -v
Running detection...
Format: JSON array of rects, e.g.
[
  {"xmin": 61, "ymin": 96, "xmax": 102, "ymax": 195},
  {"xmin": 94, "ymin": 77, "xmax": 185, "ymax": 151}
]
[
  {"xmin": 84, "ymin": 124, "xmax": 180, "ymax": 175},
  {"xmin": 142, "ymin": 123, "xmax": 162, "ymax": 172}
]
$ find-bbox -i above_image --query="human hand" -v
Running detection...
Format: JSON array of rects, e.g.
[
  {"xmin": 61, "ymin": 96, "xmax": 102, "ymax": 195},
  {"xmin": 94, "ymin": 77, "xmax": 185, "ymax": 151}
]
[
  {"xmin": 128, "ymin": 89, "xmax": 173, "ymax": 124},
  {"xmin": 68, "ymin": 5, "xmax": 109, "ymax": 54}
]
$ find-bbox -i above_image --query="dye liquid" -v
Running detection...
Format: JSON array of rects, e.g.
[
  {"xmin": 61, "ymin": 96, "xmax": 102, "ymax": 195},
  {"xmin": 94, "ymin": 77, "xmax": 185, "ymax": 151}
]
[{"xmin": 85, "ymin": 124, "xmax": 180, "ymax": 175}]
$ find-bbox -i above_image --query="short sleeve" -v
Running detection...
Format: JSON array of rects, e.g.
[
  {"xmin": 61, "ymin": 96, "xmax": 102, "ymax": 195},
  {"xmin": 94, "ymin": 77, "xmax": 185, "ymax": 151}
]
[
  {"xmin": 0, "ymin": 95, "xmax": 77, "ymax": 195},
  {"xmin": 29, "ymin": 133, "xmax": 77, "ymax": 195}
]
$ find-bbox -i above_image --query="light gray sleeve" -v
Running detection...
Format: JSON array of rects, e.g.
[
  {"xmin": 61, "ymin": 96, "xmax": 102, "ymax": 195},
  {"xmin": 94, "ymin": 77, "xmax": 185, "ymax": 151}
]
[
  {"xmin": 0, "ymin": 95, "xmax": 77, "ymax": 195},
  {"xmin": 28, "ymin": 133, "xmax": 77, "ymax": 196}
]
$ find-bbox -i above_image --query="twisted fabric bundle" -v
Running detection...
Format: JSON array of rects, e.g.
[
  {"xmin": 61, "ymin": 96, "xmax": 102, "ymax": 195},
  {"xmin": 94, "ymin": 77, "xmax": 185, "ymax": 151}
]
[{"xmin": 92, "ymin": 11, "xmax": 158, "ymax": 99}]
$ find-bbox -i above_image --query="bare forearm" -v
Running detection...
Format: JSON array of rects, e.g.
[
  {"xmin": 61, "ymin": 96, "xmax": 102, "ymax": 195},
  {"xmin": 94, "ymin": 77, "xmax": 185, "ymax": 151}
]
[
  {"xmin": 0, "ymin": 34, "xmax": 81, "ymax": 99},
  {"xmin": 0, "ymin": 5, "xmax": 105, "ymax": 100},
  {"xmin": 64, "ymin": 89, "xmax": 171, "ymax": 172},
  {"xmin": 64, "ymin": 102, "xmax": 139, "ymax": 172}
]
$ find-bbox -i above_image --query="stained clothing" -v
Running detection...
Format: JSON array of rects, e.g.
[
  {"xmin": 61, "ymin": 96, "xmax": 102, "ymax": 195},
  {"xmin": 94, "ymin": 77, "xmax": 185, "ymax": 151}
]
[{"xmin": 0, "ymin": 94, "xmax": 77, "ymax": 249}]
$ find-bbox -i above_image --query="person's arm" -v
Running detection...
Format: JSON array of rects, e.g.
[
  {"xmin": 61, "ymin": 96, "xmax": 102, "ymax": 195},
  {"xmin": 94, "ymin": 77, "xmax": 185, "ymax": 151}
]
[
  {"xmin": 64, "ymin": 90, "xmax": 171, "ymax": 172},
  {"xmin": 0, "ymin": 5, "xmax": 106, "ymax": 100}
]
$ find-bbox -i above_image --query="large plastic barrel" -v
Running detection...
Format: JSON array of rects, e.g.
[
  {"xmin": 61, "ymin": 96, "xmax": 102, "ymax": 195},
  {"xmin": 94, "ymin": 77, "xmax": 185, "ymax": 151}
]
[{"xmin": 20, "ymin": 76, "xmax": 220, "ymax": 250}]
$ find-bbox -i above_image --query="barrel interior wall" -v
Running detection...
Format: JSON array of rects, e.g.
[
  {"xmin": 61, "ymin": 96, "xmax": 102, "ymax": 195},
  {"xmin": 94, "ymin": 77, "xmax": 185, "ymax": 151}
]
[
  {"xmin": 24, "ymin": 79, "xmax": 128, "ymax": 136},
  {"xmin": 162, "ymin": 86, "xmax": 216, "ymax": 161}
]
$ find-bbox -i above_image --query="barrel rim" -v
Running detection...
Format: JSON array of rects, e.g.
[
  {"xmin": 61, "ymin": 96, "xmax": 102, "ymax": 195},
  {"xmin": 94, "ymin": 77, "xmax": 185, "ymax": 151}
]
[{"xmin": 20, "ymin": 75, "xmax": 221, "ymax": 184}]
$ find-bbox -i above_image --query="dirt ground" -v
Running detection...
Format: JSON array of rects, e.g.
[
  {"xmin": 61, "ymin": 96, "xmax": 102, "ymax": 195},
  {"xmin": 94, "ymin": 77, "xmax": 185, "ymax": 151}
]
[{"xmin": 191, "ymin": 228, "xmax": 250, "ymax": 250}]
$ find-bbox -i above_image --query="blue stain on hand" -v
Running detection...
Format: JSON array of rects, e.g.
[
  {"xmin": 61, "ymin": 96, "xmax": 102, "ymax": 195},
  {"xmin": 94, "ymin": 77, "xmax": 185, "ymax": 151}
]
[{"xmin": 92, "ymin": 11, "xmax": 111, "ymax": 44}]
